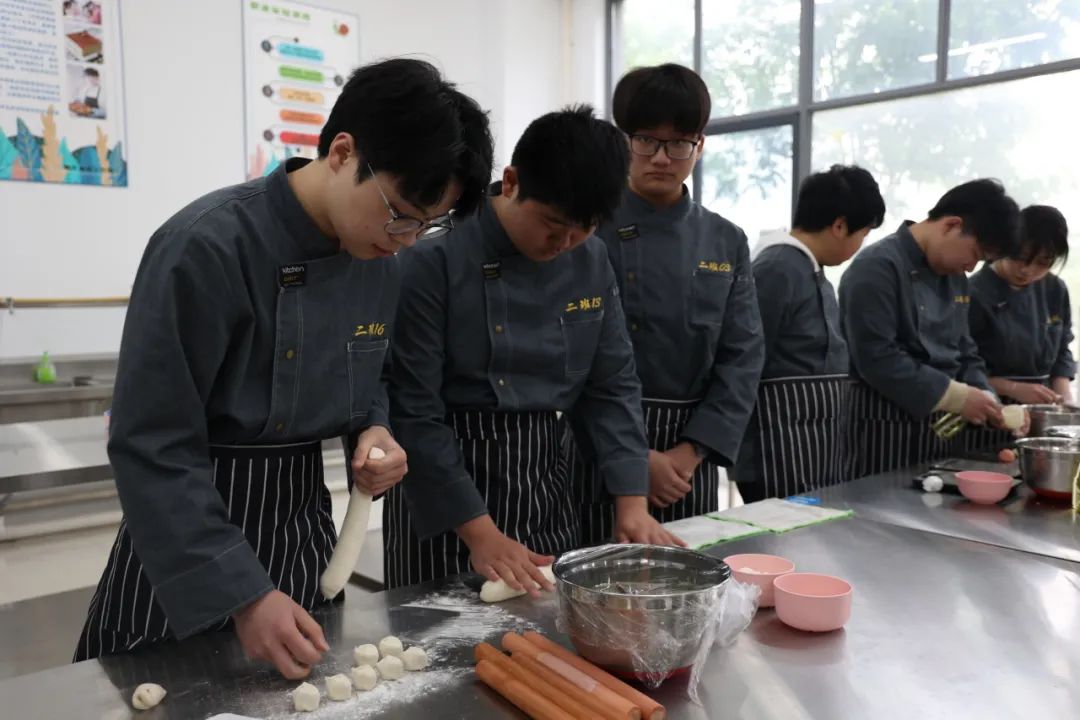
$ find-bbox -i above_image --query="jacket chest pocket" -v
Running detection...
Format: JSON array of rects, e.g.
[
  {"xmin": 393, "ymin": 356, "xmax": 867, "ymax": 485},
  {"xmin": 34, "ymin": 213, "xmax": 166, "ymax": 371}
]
[
  {"xmin": 561, "ymin": 310, "xmax": 604, "ymax": 377},
  {"xmin": 690, "ymin": 270, "xmax": 733, "ymax": 327},
  {"xmin": 348, "ymin": 338, "xmax": 389, "ymax": 420}
]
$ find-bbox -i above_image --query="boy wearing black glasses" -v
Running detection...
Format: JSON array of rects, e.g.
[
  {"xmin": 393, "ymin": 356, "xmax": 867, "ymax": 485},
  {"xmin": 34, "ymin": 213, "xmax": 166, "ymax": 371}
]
[
  {"xmin": 75, "ymin": 59, "xmax": 493, "ymax": 679},
  {"xmin": 566, "ymin": 64, "xmax": 764, "ymax": 541},
  {"xmin": 384, "ymin": 106, "xmax": 684, "ymax": 595}
]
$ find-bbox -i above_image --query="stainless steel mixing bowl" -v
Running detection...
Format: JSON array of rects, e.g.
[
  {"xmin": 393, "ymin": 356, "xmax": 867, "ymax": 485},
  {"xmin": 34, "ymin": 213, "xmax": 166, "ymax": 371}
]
[
  {"xmin": 1023, "ymin": 404, "xmax": 1080, "ymax": 438},
  {"xmin": 1015, "ymin": 436, "xmax": 1080, "ymax": 500},
  {"xmin": 552, "ymin": 544, "xmax": 730, "ymax": 678}
]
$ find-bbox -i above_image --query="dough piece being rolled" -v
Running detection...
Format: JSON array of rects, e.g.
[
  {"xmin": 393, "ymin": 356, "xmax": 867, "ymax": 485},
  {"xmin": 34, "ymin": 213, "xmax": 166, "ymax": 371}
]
[
  {"xmin": 351, "ymin": 664, "xmax": 379, "ymax": 691},
  {"xmin": 401, "ymin": 646, "xmax": 429, "ymax": 671},
  {"xmin": 132, "ymin": 683, "xmax": 166, "ymax": 710},
  {"xmin": 325, "ymin": 673, "xmax": 353, "ymax": 701},
  {"xmin": 320, "ymin": 447, "xmax": 385, "ymax": 599},
  {"xmin": 1002, "ymin": 405, "xmax": 1025, "ymax": 430},
  {"xmin": 293, "ymin": 682, "xmax": 320, "ymax": 712},
  {"xmin": 479, "ymin": 565, "xmax": 556, "ymax": 603},
  {"xmin": 353, "ymin": 643, "xmax": 379, "ymax": 667},
  {"xmin": 378, "ymin": 635, "xmax": 404, "ymax": 659},
  {"xmin": 376, "ymin": 655, "xmax": 405, "ymax": 680}
]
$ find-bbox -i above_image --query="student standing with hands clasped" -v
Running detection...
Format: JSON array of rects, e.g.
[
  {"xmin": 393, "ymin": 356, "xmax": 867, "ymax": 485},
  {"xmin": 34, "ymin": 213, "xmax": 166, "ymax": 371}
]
[
  {"xmin": 839, "ymin": 179, "xmax": 1024, "ymax": 477},
  {"xmin": 74, "ymin": 59, "xmax": 494, "ymax": 680},
  {"xmin": 384, "ymin": 106, "xmax": 683, "ymax": 597},
  {"xmin": 566, "ymin": 64, "xmax": 764, "ymax": 541}
]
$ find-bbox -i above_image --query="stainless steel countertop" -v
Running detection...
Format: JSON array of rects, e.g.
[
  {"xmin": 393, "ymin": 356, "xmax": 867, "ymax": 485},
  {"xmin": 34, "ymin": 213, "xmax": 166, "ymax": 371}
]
[
  {"xmin": 0, "ymin": 417, "xmax": 113, "ymax": 493},
  {"xmin": 2, "ymin": 518, "xmax": 1076, "ymax": 719},
  {"xmin": 808, "ymin": 466, "xmax": 1080, "ymax": 563}
]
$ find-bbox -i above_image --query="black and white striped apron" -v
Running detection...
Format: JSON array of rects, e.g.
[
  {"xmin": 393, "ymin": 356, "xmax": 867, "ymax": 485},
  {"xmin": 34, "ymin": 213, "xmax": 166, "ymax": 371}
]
[
  {"xmin": 570, "ymin": 398, "xmax": 720, "ymax": 546},
  {"xmin": 73, "ymin": 440, "xmax": 335, "ymax": 661},
  {"xmin": 383, "ymin": 409, "xmax": 577, "ymax": 589},
  {"xmin": 737, "ymin": 375, "xmax": 852, "ymax": 501},
  {"xmin": 846, "ymin": 382, "xmax": 973, "ymax": 478}
]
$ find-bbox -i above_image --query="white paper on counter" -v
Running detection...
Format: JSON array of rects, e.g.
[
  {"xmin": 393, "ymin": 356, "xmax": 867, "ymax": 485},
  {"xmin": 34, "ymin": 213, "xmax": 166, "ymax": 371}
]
[
  {"xmin": 662, "ymin": 514, "xmax": 767, "ymax": 549},
  {"xmin": 709, "ymin": 498, "xmax": 853, "ymax": 533}
]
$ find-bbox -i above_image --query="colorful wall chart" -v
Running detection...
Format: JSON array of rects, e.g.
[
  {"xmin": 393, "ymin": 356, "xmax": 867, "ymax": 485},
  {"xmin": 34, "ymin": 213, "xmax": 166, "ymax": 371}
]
[
  {"xmin": 242, "ymin": 1, "xmax": 359, "ymax": 180},
  {"xmin": 0, "ymin": 0, "xmax": 127, "ymax": 186}
]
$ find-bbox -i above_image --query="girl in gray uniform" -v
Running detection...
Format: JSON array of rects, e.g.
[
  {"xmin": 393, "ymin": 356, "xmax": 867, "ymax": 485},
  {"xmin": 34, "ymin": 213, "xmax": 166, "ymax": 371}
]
[
  {"xmin": 839, "ymin": 180, "xmax": 1022, "ymax": 477},
  {"xmin": 74, "ymin": 59, "xmax": 494, "ymax": 680},
  {"xmin": 568, "ymin": 65, "xmax": 765, "ymax": 541},
  {"xmin": 385, "ymin": 107, "xmax": 682, "ymax": 595},
  {"xmin": 736, "ymin": 165, "xmax": 885, "ymax": 502},
  {"xmin": 970, "ymin": 205, "xmax": 1075, "ymax": 405}
]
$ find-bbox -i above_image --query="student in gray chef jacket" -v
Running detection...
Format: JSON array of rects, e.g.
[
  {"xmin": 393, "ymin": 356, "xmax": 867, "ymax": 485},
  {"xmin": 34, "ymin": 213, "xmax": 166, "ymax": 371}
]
[
  {"xmin": 74, "ymin": 60, "xmax": 494, "ymax": 680},
  {"xmin": 385, "ymin": 107, "xmax": 684, "ymax": 594},
  {"xmin": 566, "ymin": 65, "xmax": 765, "ymax": 541},
  {"xmin": 970, "ymin": 205, "xmax": 1076, "ymax": 405},
  {"xmin": 839, "ymin": 180, "xmax": 1023, "ymax": 477},
  {"xmin": 735, "ymin": 166, "xmax": 885, "ymax": 502}
]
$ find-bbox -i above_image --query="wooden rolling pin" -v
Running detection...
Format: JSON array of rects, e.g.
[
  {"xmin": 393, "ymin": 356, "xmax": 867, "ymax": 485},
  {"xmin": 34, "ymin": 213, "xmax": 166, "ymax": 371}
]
[
  {"xmin": 476, "ymin": 659, "xmax": 574, "ymax": 720},
  {"xmin": 515, "ymin": 652, "xmax": 638, "ymax": 720},
  {"xmin": 522, "ymin": 631, "xmax": 667, "ymax": 720},
  {"xmin": 475, "ymin": 643, "xmax": 591, "ymax": 720},
  {"xmin": 502, "ymin": 633, "xmax": 641, "ymax": 720}
]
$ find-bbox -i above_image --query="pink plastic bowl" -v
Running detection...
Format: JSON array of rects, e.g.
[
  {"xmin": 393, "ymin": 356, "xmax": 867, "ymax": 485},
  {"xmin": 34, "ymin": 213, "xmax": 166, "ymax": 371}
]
[
  {"xmin": 774, "ymin": 573, "xmax": 852, "ymax": 632},
  {"xmin": 954, "ymin": 470, "xmax": 1013, "ymax": 505},
  {"xmin": 723, "ymin": 553, "xmax": 795, "ymax": 608}
]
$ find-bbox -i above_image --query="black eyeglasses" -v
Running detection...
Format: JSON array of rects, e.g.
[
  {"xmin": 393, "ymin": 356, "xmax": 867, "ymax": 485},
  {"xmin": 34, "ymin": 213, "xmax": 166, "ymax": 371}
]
[
  {"xmin": 368, "ymin": 163, "xmax": 454, "ymax": 240},
  {"xmin": 629, "ymin": 134, "xmax": 699, "ymax": 161}
]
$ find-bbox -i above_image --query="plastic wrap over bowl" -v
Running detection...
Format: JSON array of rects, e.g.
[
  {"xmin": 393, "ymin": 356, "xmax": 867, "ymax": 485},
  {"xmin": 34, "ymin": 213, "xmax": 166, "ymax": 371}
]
[{"xmin": 552, "ymin": 544, "xmax": 730, "ymax": 683}]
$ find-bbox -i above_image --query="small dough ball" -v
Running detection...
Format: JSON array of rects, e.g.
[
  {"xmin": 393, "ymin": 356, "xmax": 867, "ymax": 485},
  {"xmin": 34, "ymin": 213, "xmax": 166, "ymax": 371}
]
[
  {"xmin": 1002, "ymin": 405, "xmax": 1025, "ymax": 430},
  {"xmin": 378, "ymin": 635, "xmax": 404, "ymax": 659},
  {"xmin": 351, "ymin": 664, "xmax": 379, "ymax": 691},
  {"xmin": 293, "ymin": 682, "xmax": 320, "ymax": 712},
  {"xmin": 353, "ymin": 643, "xmax": 380, "ymax": 667},
  {"xmin": 325, "ymin": 673, "xmax": 353, "ymax": 702},
  {"xmin": 921, "ymin": 474, "xmax": 944, "ymax": 493},
  {"xmin": 376, "ymin": 655, "xmax": 405, "ymax": 680},
  {"xmin": 401, "ymin": 646, "xmax": 429, "ymax": 671},
  {"xmin": 132, "ymin": 683, "xmax": 166, "ymax": 710},
  {"xmin": 368, "ymin": 446, "xmax": 387, "ymax": 460}
]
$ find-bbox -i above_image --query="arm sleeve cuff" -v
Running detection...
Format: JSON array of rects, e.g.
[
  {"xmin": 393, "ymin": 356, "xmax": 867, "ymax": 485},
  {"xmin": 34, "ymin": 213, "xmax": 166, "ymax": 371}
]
[
  {"xmin": 934, "ymin": 380, "xmax": 972, "ymax": 415},
  {"xmin": 156, "ymin": 541, "xmax": 273, "ymax": 639},
  {"xmin": 599, "ymin": 457, "xmax": 649, "ymax": 496}
]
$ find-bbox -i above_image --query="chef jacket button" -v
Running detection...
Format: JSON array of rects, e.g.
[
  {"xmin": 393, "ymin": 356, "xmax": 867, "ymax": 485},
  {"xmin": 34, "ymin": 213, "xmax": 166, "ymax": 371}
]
[
  {"xmin": 275, "ymin": 422, "xmax": 285, "ymax": 432},
  {"xmin": 497, "ymin": 379, "xmax": 506, "ymax": 387},
  {"xmin": 495, "ymin": 325, "xmax": 504, "ymax": 334},
  {"xmin": 631, "ymin": 323, "xmax": 639, "ymax": 331},
  {"xmin": 285, "ymin": 349, "xmax": 295, "ymax": 360},
  {"xmin": 627, "ymin": 272, "xmax": 636, "ymax": 281}
]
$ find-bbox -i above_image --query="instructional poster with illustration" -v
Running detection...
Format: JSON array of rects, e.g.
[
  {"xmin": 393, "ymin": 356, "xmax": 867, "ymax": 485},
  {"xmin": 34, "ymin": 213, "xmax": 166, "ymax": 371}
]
[
  {"xmin": 243, "ymin": 1, "xmax": 359, "ymax": 179},
  {"xmin": 0, "ymin": 0, "xmax": 127, "ymax": 186}
]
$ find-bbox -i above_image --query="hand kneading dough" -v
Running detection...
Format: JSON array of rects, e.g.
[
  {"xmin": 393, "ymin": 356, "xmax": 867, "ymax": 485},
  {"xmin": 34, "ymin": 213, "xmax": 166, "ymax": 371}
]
[
  {"xmin": 401, "ymin": 646, "xmax": 429, "ymax": 671},
  {"xmin": 293, "ymin": 682, "xmax": 320, "ymax": 712},
  {"xmin": 351, "ymin": 664, "xmax": 379, "ymax": 691},
  {"xmin": 378, "ymin": 635, "xmax": 404, "ymax": 658},
  {"xmin": 325, "ymin": 674, "xmax": 353, "ymax": 701},
  {"xmin": 132, "ymin": 683, "xmax": 166, "ymax": 710},
  {"xmin": 480, "ymin": 565, "xmax": 556, "ymax": 602},
  {"xmin": 353, "ymin": 643, "xmax": 380, "ymax": 667},
  {"xmin": 376, "ymin": 655, "xmax": 405, "ymax": 680}
]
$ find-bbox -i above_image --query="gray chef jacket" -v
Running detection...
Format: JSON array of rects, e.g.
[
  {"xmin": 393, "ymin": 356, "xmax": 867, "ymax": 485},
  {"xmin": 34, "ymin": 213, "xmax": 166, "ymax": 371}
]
[
  {"xmin": 969, "ymin": 266, "xmax": 1076, "ymax": 380},
  {"xmin": 388, "ymin": 193, "xmax": 650, "ymax": 539},
  {"xmin": 107, "ymin": 158, "xmax": 395, "ymax": 637},
  {"xmin": 594, "ymin": 188, "xmax": 764, "ymax": 465},
  {"xmin": 839, "ymin": 221, "xmax": 991, "ymax": 419},
  {"xmin": 753, "ymin": 239, "xmax": 848, "ymax": 379}
]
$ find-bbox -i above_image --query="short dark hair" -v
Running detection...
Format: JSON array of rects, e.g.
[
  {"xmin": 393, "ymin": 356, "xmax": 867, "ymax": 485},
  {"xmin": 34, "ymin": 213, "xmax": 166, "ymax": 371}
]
[
  {"xmin": 510, "ymin": 105, "xmax": 629, "ymax": 228},
  {"xmin": 1020, "ymin": 204, "xmax": 1069, "ymax": 266},
  {"xmin": 792, "ymin": 164, "xmax": 885, "ymax": 233},
  {"xmin": 927, "ymin": 179, "xmax": 1021, "ymax": 258},
  {"xmin": 612, "ymin": 64, "xmax": 710, "ymax": 136},
  {"xmin": 84, "ymin": 68, "xmax": 99, "ymax": 78},
  {"xmin": 318, "ymin": 58, "xmax": 494, "ymax": 216}
]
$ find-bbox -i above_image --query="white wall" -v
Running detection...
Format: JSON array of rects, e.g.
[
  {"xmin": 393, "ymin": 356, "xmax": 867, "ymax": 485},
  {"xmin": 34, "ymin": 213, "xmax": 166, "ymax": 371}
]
[{"xmin": 0, "ymin": 0, "xmax": 608, "ymax": 360}]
